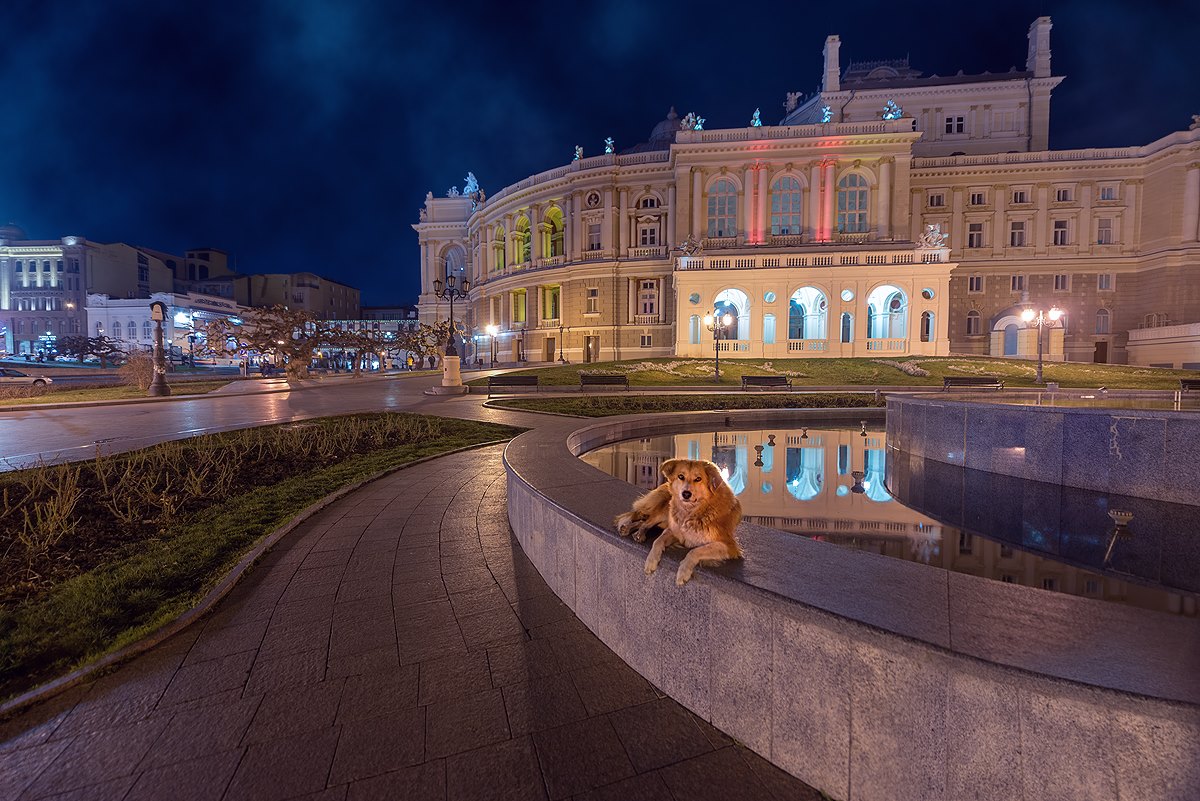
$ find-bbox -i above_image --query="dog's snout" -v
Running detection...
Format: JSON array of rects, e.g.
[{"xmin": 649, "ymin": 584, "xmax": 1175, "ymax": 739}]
[{"xmin": 681, "ymin": 490, "xmax": 692, "ymax": 500}]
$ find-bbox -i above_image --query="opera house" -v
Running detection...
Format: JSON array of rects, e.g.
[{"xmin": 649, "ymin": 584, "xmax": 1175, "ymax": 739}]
[{"xmin": 414, "ymin": 17, "xmax": 1200, "ymax": 369}]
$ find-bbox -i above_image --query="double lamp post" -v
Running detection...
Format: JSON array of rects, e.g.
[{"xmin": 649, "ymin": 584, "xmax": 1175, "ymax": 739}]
[
  {"xmin": 703, "ymin": 311, "xmax": 733, "ymax": 384},
  {"xmin": 1021, "ymin": 305, "xmax": 1063, "ymax": 384},
  {"xmin": 432, "ymin": 274, "xmax": 470, "ymax": 392}
]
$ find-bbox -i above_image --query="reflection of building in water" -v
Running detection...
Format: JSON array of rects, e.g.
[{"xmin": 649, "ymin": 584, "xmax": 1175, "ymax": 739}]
[{"xmin": 581, "ymin": 427, "xmax": 1197, "ymax": 615}]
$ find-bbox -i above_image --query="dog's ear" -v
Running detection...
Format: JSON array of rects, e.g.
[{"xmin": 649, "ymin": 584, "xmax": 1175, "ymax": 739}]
[
  {"xmin": 704, "ymin": 461, "xmax": 725, "ymax": 491},
  {"xmin": 660, "ymin": 458, "xmax": 682, "ymax": 481}
]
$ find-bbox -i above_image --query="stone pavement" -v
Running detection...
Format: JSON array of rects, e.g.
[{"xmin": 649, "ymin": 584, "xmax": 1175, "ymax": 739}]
[{"xmin": 0, "ymin": 445, "xmax": 822, "ymax": 801}]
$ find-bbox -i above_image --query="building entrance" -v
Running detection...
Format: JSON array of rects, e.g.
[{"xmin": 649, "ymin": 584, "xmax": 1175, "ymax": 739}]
[{"xmin": 584, "ymin": 336, "xmax": 600, "ymax": 363}]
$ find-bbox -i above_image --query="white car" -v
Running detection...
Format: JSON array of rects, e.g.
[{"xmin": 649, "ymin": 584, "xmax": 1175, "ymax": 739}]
[{"xmin": 0, "ymin": 368, "xmax": 53, "ymax": 386}]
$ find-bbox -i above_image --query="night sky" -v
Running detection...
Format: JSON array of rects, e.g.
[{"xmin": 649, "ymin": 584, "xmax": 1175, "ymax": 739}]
[{"xmin": 2, "ymin": 0, "xmax": 1196, "ymax": 306}]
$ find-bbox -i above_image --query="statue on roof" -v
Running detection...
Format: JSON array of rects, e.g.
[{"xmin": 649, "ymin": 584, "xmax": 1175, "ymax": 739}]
[
  {"xmin": 784, "ymin": 92, "xmax": 801, "ymax": 113},
  {"xmin": 750, "ymin": 108, "xmax": 762, "ymax": 127},
  {"xmin": 463, "ymin": 172, "xmax": 479, "ymax": 196},
  {"xmin": 679, "ymin": 112, "xmax": 696, "ymax": 131},
  {"xmin": 573, "ymin": 145, "xmax": 583, "ymax": 161},
  {"xmin": 446, "ymin": 186, "xmax": 460, "ymax": 197},
  {"xmin": 917, "ymin": 223, "xmax": 948, "ymax": 250},
  {"xmin": 820, "ymin": 105, "xmax": 832, "ymax": 123},
  {"xmin": 882, "ymin": 99, "xmax": 903, "ymax": 120},
  {"xmin": 604, "ymin": 137, "xmax": 615, "ymax": 154},
  {"xmin": 1191, "ymin": 114, "xmax": 1200, "ymax": 131}
]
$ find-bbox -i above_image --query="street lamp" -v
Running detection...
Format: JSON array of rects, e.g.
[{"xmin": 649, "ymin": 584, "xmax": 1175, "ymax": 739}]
[
  {"xmin": 148, "ymin": 301, "xmax": 171, "ymax": 397},
  {"xmin": 431, "ymin": 274, "xmax": 471, "ymax": 393},
  {"xmin": 1020, "ymin": 305, "xmax": 1063, "ymax": 384},
  {"xmin": 703, "ymin": 311, "xmax": 733, "ymax": 384},
  {"xmin": 558, "ymin": 323, "xmax": 566, "ymax": 363},
  {"xmin": 485, "ymin": 324, "xmax": 498, "ymax": 367}
]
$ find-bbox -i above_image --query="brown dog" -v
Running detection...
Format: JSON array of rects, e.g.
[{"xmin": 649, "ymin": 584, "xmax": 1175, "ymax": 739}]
[{"xmin": 614, "ymin": 458, "xmax": 743, "ymax": 586}]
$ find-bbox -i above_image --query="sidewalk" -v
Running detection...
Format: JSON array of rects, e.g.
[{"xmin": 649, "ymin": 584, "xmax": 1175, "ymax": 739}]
[{"xmin": 0, "ymin": 445, "xmax": 820, "ymax": 801}]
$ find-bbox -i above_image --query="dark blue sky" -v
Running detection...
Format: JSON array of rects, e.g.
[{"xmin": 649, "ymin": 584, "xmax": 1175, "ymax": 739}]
[{"xmin": 2, "ymin": 0, "xmax": 1196, "ymax": 306}]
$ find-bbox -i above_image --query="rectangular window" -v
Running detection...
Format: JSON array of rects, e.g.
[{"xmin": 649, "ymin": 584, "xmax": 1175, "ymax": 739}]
[
  {"xmin": 587, "ymin": 224, "xmax": 601, "ymax": 251},
  {"xmin": 1055, "ymin": 188, "xmax": 1073, "ymax": 202},
  {"xmin": 969, "ymin": 192, "xmax": 985, "ymax": 206},
  {"xmin": 1054, "ymin": 274, "xmax": 1070, "ymax": 291},
  {"xmin": 1097, "ymin": 218, "xmax": 1113, "ymax": 245},
  {"xmin": 967, "ymin": 275, "xmax": 983, "ymax": 293},
  {"xmin": 967, "ymin": 222, "xmax": 984, "ymax": 249},
  {"xmin": 958, "ymin": 532, "xmax": 973, "ymax": 555},
  {"xmin": 1009, "ymin": 220, "xmax": 1026, "ymax": 247},
  {"xmin": 1099, "ymin": 186, "xmax": 1116, "ymax": 201},
  {"xmin": 638, "ymin": 226, "xmax": 658, "ymax": 246},
  {"xmin": 586, "ymin": 287, "xmax": 599, "ymax": 314},
  {"xmin": 928, "ymin": 192, "xmax": 945, "ymax": 208},
  {"xmin": 994, "ymin": 111, "xmax": 1016, "ymax": 132},
  {"xmin": 944, "ymin": 115, "xmax": 965, "ymax": 134},
  {"xmin": 1042, "ymin": 578, "xmax": 1058, "ymax": 591},
  {"xmin": 1085, "ymin": 579, "xmax": 1100, "ymax": 594},
  {"xmin": 639, "ymin": 279, "xmax": 657, "ymax": 315},
  {"xmin": 639, "ymin": 335, "xmax": 652, "ymax": 348},
  {"xmin": 543, "ymin": 286, "xmax": 560, "ymax": 320},
  {"xmin": 1052, "ymin": 220, "xmax": 1069, "ymax": 246},
  {"xmin": 1097, "ymin": 273, "xmax": 1114, "ymax": 291},
  {"xmin": 512, "ymin": 290, "xmax": 526, "ymax": 323},
  {"xmin": 1011, "ymin": 274, "xmax": 1026, "ymax": 292},
  {"xmin": 1012, "ymin": 190, "xmax": 1029, "ymax": 204}
]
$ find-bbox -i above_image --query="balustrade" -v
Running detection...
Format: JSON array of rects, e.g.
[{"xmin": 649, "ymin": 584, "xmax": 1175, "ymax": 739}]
[
  {"xmin": 786, "ymin": 339, "xmax": 829, "ymax": 352},
  {"xmin": 865, "ymin": 338, "xmax": 908, "ymax": 351}
]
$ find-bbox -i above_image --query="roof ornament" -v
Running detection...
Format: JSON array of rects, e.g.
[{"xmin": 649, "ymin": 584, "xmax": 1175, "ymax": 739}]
[
  {"xmin": 673, "ymin": 235, "xmax": 703, "ymax": 258},
  {"xmin": 604, "ymin": 137, "xmax": 615, "ymax": 154},
  {"xmin": 882, "ymin": 99, "xmax": 903, "ymax": 120},
  {"xmin": 573, "ymin": 145, "xmax": 583, "ymax": 161},
  {"xmin": 1191, "ymin": 114, "xmax": 1200, "ymax": 131},
  {"xmin": 784, "ymin": 92, "xmax": 801, "ymax": 113},
  {"xmin": 820, "ymin": 105, "xmax": 833, "ymax": 123},
  {"xmin": 679, "ymin": 112, "xmax": 705, "ymax": 131},
  {"xmin": 463, "ymin": 172, "xmax": 483, "ymax": 210},
  {"xmin": 750, "ymin": 108, "xmax": 762, "ymax": 127},
  {"xmin": 446, "ymin": 186, "xmax": 460, "ymax": 197},
  {"xmin": 917, "ymin": 223, "xmax": 948, "ymax": 250}
]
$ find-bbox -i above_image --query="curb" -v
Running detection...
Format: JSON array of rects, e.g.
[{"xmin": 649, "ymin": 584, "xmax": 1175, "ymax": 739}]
[{"xmin": 0, "ymin": 437, "xmax": 513, "ymax": 720}]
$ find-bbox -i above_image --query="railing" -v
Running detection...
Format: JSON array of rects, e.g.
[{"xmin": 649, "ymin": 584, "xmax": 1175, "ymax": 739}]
[
  {"xmin": 1128, "ymin": 322, "xmax": 1200, "ymax": 341},
  {"xmin": 478, "ymin": 151, "xmax": 672, "ymax": 210},
  {"xmin": 865, "ymin": 338, "xmax": 908, "ymax": 351},
  {"xmin": 634, "ymin": 314, "xmax": 661, "ymax": 326},
  {"xmin": 787, "ymin": 339, "xmax": 829, "ymax": 352},
  {"xmin": 540, "ymin": 255, "xmax": 565, "ymax": 267},
  {"xmin": 702, "ymin": 237, "xmax": 739, "ymax": 250},
  {"xmin": 675, "ymin": 246, "xmax": 943, "ymax": 271},
  {"xmin": 539, "ymin": 318, "xmax": 561, "ymax": 329},
  {"xmin": 675, "ymin": 118, "xmax": 916, "ymax": 144},
  {"xmin": 770, "ymin": 234, "xmax": 806, "ymax": 247},
  {"xmin": 715, "ymin": 340, "xmax": 752, "ymax": 352},
  {"xmin": 913, "ymin": 145, "xmax": 1141, "ymax": 169},
  {"xmin": 629, "ymin": 246, "xmax": 667, "ymax": 258}
]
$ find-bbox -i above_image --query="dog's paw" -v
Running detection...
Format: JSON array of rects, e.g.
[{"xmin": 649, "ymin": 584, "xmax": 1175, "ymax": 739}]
[
  {"xmin": 675, "ymin": 567, "xmax": 693, "ymax": 586},
  {"xmin": 644, "ymin": 557, "xmax": 659, "ymax": 576},
  {"xmin": 630, "ymin": 526, "xmax": 646, "ymax": 543}
]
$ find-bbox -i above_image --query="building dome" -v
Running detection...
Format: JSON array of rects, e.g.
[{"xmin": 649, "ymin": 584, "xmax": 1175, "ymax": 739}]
[
  {"xmin": 0, "ymin": 222, "xmax": 28, "ymax": 241},
  {"xmin": 648, "ymin": 107, "xmax": 679, "ymax": 146}
]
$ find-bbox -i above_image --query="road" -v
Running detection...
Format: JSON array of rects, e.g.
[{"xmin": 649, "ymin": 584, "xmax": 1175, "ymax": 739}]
[{"xmin": 0, "ymin": 371, "xmax": 546, "ymax": 470}]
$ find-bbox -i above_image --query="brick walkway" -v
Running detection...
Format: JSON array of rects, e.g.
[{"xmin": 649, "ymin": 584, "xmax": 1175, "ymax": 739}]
[{"xmin": 0, "ymin": 445, "xmax": 821, "ymax": 801}]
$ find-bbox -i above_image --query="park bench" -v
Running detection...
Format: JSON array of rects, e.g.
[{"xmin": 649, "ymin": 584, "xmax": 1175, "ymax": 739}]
[
  {"xmin": 579, "ymin": 373, "xmax": 629, "ymax": 391},
  {"xmin": 486, "ymin": 375, "xmax": 540, "ymax": 397},
  {"xmin": 1180, "ymin": 379, "xmax": 1200, "ymax": 392},
  {"xmin": 942, "ymin": 376, "xmax": 1005, "ymax": 391},
  {"xmin": 741, "ymin": 375, "xmax": 792, "ymax": 390}
]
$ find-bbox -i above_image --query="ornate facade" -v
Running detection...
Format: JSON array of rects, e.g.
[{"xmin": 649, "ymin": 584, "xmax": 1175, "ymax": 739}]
[{"xmin": 413, "ymin": 17, "xmax": 1200, "ymax": 368}]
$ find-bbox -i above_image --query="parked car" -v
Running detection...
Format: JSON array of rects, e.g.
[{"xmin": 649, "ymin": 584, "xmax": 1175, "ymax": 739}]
[{"xmin": 0, "ymin": 368, "xmax": 53, "ymax": 386}]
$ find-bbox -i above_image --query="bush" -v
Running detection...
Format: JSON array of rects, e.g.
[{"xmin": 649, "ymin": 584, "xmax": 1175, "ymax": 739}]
[{"xmin": 120, "ymin": 350, "xmax": 155, "ymax": 390}]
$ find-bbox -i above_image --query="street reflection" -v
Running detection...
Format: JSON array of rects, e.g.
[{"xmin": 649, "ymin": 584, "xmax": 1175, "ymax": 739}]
[{"xmin": 581, "ymin": 427, "xmax": 1198, "ymax": 616}]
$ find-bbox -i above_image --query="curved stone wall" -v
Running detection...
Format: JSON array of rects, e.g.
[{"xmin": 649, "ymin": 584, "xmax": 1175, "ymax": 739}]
[
  {"xmin": 886, "ymin": 393, "xmax": 1200, "ymax": 502},
  {"xmin": 503, "ymin": 408, "xmax": 1200, "ymax": 801}
]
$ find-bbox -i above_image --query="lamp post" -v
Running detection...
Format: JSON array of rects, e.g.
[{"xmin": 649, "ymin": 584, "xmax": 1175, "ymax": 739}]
[
  {"xmin": 431, "ymin": 274, "xmax": 471, "ymax": 393},
  {"xmin": 148, "ymin": 301, "xmax": 171, "ymax": 396},
  {"xmin": 703, "ymin": 311, "xmax": 733, "ymax": 384},
  {"xmin": 485, "ymin": 324, "xmax": 498, "ymax": 367},
  {"xmin": 558, "ymin": 323, "xmax": 566, "ymax": 363},
  {"xmin": 1020, "ymin": 305, "xmax": 1063, "ymax": 384}
]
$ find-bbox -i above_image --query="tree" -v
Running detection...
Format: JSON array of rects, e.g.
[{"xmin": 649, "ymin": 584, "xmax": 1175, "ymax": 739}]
[
  {"xmin": 57, "ymin": 335, "xmax": 125, "ymax": 367},
  {"xmin": 389, "ymin": 319, "xmax": 464, "ymax": 369},
  {"xmin": 197, "ymin": 306, "xmax": 329, "ymax": 380}
]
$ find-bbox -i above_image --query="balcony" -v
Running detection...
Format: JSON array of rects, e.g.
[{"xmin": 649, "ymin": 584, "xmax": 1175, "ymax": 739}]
[
  {"xmin": 634, "ymin": 314, "xmax": 661, "ymax": 326},
  {"xmin": 675, "ymin": 246, "xmax": 943, "ymax": 271},
  {"xmin": 786, "ymin": 339, "xmax": 829, "ymax": 352},
  {"xmin": 715, "ymin": 340, "xmax": 752, "ymax": 353},
  {"xmin": 701, "ymin": 236, "xmax": 739, "ymax": 250},
  {"xmin": 629, "ymin": 246, "xmax": 666, "ymax": 259},
  {"xmin": 540, "ymin": 255, "xmax": 565, "ymax": 267},
  {"xmin": 865, "ymin": 338, "xmax": 908, "ymax": 352},
  {"xmin": 769, "ymin": 234, "xmax": 806, "ymax": 247}
]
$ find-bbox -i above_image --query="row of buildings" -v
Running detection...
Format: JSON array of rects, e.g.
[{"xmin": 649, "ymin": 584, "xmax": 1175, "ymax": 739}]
[
  {"xmin": 413, "ymin": 17, "xmax": 1200, "ymax": 369},
  {"xmin": 0, "ymin": 225, "xmax": 417, "ymax": 360}
]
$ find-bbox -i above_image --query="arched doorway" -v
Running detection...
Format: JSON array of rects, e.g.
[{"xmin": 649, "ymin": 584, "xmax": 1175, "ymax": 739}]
[
  {"xmin": 866, "ymin": 285, "xmax": 907, "ymax": 339},
  {"xmin": 1003, "ymin": 324, "xmax": 1019, "ymax": 355},
  {"xmin": 787, "ymin": 287, "xmax": 828, "ymax": 340},
  {"xmin": 713, "ymin": 288, "xmax": 750, "ymax": 340}
]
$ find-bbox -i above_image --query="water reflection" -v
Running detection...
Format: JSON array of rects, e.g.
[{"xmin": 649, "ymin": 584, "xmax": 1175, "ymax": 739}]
[{"xmin": 581, "ymin": 427, "xmax": 1199, "ymax": 616}]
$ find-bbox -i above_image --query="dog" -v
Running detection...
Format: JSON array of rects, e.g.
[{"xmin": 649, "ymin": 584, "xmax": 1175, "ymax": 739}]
[{"xmin": 614, "ymin": 458, "xmax": 743, "ymax": 586}]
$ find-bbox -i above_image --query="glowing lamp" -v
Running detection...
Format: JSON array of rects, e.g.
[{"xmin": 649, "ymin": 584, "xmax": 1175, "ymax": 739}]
[
  {"xmin": 721, "ymin": 313, "xmax": 733, "ymax": 327},
  {"xmin": 486, "ymin": 324, "xmax": 499, "ymax": 336},
  {"xmin": 1048, "ymin": 307, "xmax": 1063, "ymax": 321},
  {"xmin": 703, "ymin": 314, "xmax": 714, "ymax": 326},
  {"xmin": 1021, "ymin": 308, "xmax": 1036, "ymax": 323}
]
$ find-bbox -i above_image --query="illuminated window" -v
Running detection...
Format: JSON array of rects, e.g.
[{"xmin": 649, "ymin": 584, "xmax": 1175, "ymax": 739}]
[
  {"xmin": 770, "ymin": 176, "xmax": 802, "ymax": 235},
  {"xmin": 706, "ymin": 178, "xmax": 738, "ymax": 238},
  {"xmin": 588, "ymin": 224, "xmax": 601, "ymax": 251},
  {"xmin": 512, "ymin": 290, "xmax": 526, "ymax": 324},
  {"xmin": 837, "ymin": 173, "xmax": 869, "ymax": 233},
  {"xmin": 639, "ymin": 280, "xmax": 658, "ymax": 315}
]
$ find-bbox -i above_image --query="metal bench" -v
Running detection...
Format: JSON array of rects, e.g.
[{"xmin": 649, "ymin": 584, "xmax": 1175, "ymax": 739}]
[
  {"xmin": 579, "ymin": 373, "xmax": 629, "ymax": 391},
  {"xmin": 487, "ymin": 375, "xmax": 540, "ymax": 397},
  {"xmin": 942, "ymin": 376, "xmax": 1005, "ymax": 390},
  {"xmin": 741, "ymin": 375, "xmax": 792, "ymax": 390},
  {"xmin": 1180, "ymin": 379, "xmax": 1200, "ymax": 392}
]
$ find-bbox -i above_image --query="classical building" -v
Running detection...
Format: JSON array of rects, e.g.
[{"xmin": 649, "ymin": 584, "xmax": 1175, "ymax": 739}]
[
  {"xmin": 234, "ymin": 272, "xmax": 361, "ymax": 321},
  {"xmin": 86, "ymin": 291, "xmax": 250, "ymax": 362},
  {"xmin": 413, "ymin": 17, "xmax": 1200, "ymax": 368}
]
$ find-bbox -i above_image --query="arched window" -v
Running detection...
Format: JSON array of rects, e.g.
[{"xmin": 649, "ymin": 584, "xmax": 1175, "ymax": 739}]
[
  {"xmin": 841, "ymin": 313, "xmax": 853, "ymax": 343},
  {"xmin": 13, "ymin": 261, "xmax": 21, "ymax": 272},
  {"xmin": 763, "ymin": 313, "xmax": 776, "ymax": 345},
  {"xmin": 96, "ymin": 321, "xmax": 103, "ymax": 334},
  {"xmin": 112, "ymin": 320, "xmax": 122, "ymax": 338},
  {"xmin": 920, "ymin": 311, "xmax": 934, "ymax": 342},
  {"xmin": 515, "ymin": 216, "xmax": 532, "ymax": 263},
  {"xmin": 128, "ymin": 321, "xmax": 137, "ymax": 339},
  {"xmin": 640, "ymin": 196, "xmax": 658, "ymax": 209},
  {"xmin": 707, "ymin": 178, "xmax": 738, "ymax": 238},
  {"xmin": 965, "ymin": 310, "xmax": 981, "ymax": 335},
  {"xmin": 545, "ymin": 207, "xmax": 565, "ymax": 257},
  {"xmin": 837, "ymin": 173, "xmax": 869, "ymax": 233},
  {"xmin": 1003, "ymin": 323, "xmax": 1019, "ymax": 355},
  {"xmin": 771, "ymin": 177, "xmax": 803, "ymax": 236},
  {"xmin": 143, "ymin": 321, "xmax": 152, "ymax": 339},
  {"xmin": 866, "ymin": 285, "xmax": 907, "ymax": 339},
  {"xmin": 713, "ymin": 288, "xmax": 751, "ymax": 340},
  {"xmin": 1095, "ymin": 308, "xmax": 1111, "ymax": 334},
  {"xmin": 442, "ymin": 246, "xmax": 465, "ymax": 282},
  {"xmin": 493, "ymin": 226, "xmax": 506, "ymax": 271},
  {"xmin": 787, "ymin": 287, "xmax": 828, "ymax": 340}
]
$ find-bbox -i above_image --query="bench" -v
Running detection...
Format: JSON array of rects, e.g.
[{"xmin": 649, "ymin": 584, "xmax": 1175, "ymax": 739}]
[
  {"xmin": 741, "ymin": 375, "xmax": 792, "ymax": 390},
  {"xmin": 487, "ymin": 375, "xmax": 540, "ymax": 397},
  {"xmin": 1181, "ymin": 379, "xmax": 1200, "ymax": 392},
  {"xmin": 942, "ymin": 376, "xmax": 1005, "ymax": 391},
  {"xmin": 579, "ymin": 373, "xmax": 629, "ymax": 391}
]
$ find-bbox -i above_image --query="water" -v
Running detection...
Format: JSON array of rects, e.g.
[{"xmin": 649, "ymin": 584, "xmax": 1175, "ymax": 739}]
[{"xmin": 581, "ymin": 426, "xmax": 1199, "ymax": 616}]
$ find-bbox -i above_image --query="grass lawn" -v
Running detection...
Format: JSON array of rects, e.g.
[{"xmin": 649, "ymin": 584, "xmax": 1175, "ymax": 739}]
[
  {"xmin": 467, "ymin": 356, "xmax": 1200, "ymax": 390},
  {"xmin": 493, "ymin": 393, "xmax": 886, "ymax": 417},
  {"xmin": 0, "ymin": 380, "xmax": 233, "ymax": 407},
  {"xmin": 0, "ymin": 413, "xmax": 519, "ymax": 701}
]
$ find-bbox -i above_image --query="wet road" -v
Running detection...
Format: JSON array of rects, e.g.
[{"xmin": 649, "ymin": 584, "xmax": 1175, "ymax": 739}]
[{"xmin": 0, "ymin": 372, "xmax": 545, "ymax": 470}]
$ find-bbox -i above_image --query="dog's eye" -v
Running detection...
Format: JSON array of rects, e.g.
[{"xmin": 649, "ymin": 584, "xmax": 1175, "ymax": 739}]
[
  {"xmin": 693, "ymin": 477, "xmax": 701, "ymax": 483},
  {"xmin": 677, "ymin": 474, "xmax": 684, "ymax": 481}
]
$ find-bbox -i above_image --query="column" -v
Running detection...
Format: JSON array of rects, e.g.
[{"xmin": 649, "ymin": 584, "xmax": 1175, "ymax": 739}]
[
  {"xmin": 1078, "ymin": 181, "xmax": 1093, "ymax": 255},
  {"xmin": 504, "ymin": 214, "xmax": 515, "ymax": 266},
  {"xmin": 666, "ymin": 185, "xmax": 677, "ymax": 249},
  {"xmin": 627, "ymin": 278, "xmax": 637, "ymax": 323},
  {"xmin": 823, "ymin": 161, "xmax": 836, "ymax": 241},
  {"xmin": 877, "ymin": 158, "xmax": 892, "ymax": 240},
  {"xmin": 910, "ymin": 189, "xmax": 923, "ymax": 242},
  {"xmin": 561, "ymin": 196, "xmax": 573, "ymax": 263},
  {"xmin": 757, "ymin": 166, "xmax": 769, "ymax": 244},
  {"xmin": 420, "ymin": 242, "xmax": 431, "ymax": 290},
  {"xmin": 743, "ymin": 165, "xmax": 755, "ymax": 243},
  {"xmin": 809, "ymin": 162, "xmax": 822, "ymax": 240},
  {"xmin": 691, "ymin": 169, "xmax": 703, "ymax": 238},
  {"xmin": 480, "ymin": 228, "xmax": 490, "ymax": 276},
  {"xmin": 1182, "ymin": 164, "xmax": 1200, "ymax": 242},
  {"xmin": 603, "ymin": 189, "xmax": 614, "ymax": 256},
  {"xmin": 1124, "ymin": 179, "xmax": 1141, "ymax": 252},
  {"xmin": 530, "ymin": 205, "xmax": 543, "ymax": 263},
  {"xmin": 1035, "ymin": 183, "xmax": 1049, "ymax": 255},
  {"xmin": 618, "ymin": 188, "xmax": 629, "ymax": 256},
  {"xmin": 950, "ymin": 187, "xmax": 963, "ymax": 255},
  {"xmin": 991, "ymin": 185, "xmax": 1007, "ymax": 257},
  {"xmin": 982, "ymin": 104, "xmax": 992, "ymax": 139}
]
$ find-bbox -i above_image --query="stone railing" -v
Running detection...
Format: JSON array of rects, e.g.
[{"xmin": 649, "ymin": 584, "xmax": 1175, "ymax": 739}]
[
  {"xmin": 865, "ymin": 338, "xmax": 908, "ymax": 351},
  {"xmin": 675, "ymin": 118, "xmax": 916, "ymax": 145},
  {"xmin": 715, "ymin": 339, "xmax": 751, "ymax": 352},
  {"xmin": 701, "ymin": 236, "xmax": 739, "ymax": 250},
  {"xmin": 629, "ymin": 246, "xmax": 667, "ymax": 259},
  {"xmin": 787, "ymin": 339, "xmax": 829, "ymax": 352},
  {"xmin": 676, "ymin": 247, "xmax": 945, "ymax": 271},
  {"xmin": 633, "ymin": 314, "xmax": 661, "ymax": 326},
  {"xmin": 480, "ymin": 151, "xmax": 672, "ymax": 210}
]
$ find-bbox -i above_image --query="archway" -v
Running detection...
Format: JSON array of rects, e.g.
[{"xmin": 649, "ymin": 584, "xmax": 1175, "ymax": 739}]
[
  {"xmin": 786, "ymin": 446, "xmax": 824, "ymax": 501},
  {"xmin": 713, "ymin": 288, "xmax": 750, "ymax": 340},
  {"xmin": 866, "ymin": 285, "xmax": 907, "ymax": 339},
  {"xmin": 787, "ymin": 287, "xmax": 828, "ymax": 340}
]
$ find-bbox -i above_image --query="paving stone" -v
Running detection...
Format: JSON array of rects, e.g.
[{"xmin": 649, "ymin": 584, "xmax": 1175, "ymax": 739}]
[
  {"xmin": 157, "ymin": 650, "xmax": 256, "ymax": 708},
  {"xmin": 327, "ymin": 646, "xmax": 402, "ymax": 681},
  {"xmin": 417, "ymin": 652, "xmax": 491, "ymax": 706},
  {"xmin": 570, "ymin": 661, "xmax": 657, "ymax": 716},
  {"xmin": 444, "ymin": 737, "xmax": 545, "ymax": 801},
  {"xmin": 50, "ymin": 691, "xmax": 161, "ymax": 739},
  {"xmin": 224, "ymin": 728, "xmax": 340, "ymax": 801},
  {"xmin": 457, "ymin": 605, "xmax": 528, "ymax": 648},
  {"xmin": 502, "ymin": 674, "xmax": 588, "ymax": 736},
  {"xmin": 244, "ymin": 647, "xmax": 327, "ymax": 695},
  {"xmin": 139, "ymin": 693, "xmax": 261, "ymax": 769},
  {"xmin": 608, "ymin": 698, "xmax": 714, "ymax": 773},
  {"xmin": 269, "ymin": 595, "xmax": 337, "ymax": 628},
  {"xmin": 242, "ymin": 679, "xmax": 344, "ymax": 744},
  {"xmin": 0, "ymin": 737, "xmax": 72, "ymax": 799},
  {"xmin": 328, "ymin": 708, "xmax": 425, "ymax": 785},
  {"xmin": 124, "ymin": 748, "xmax": 243, "ymax": 801},
  {"xmin": 345, "ymin": 759, "xmax": 445, "ymax": 801},
  {"xmin": 448, "ymin": 586, "xmax": 511, "ymax": 619},
  {"xmin": 184, "ymin": 619, "xmax": 270, "ymax": 665},
  {"xmin": 33, "ymin": 775, "xmax": 138, "ymax": 801},
  {"xmin": 658, "ymin": 747, "xmax": 771, "ymax": 801},
  {"xmin": 511, "ymin": 593, "xmax": 573, "ymax": 630},
  {"xmin": 486, "ymin": 639, "xmax": 563, "ymax": 687},
  {"xmin": 21, "ymin": 717, "xmax": 169, "ymax": 798},
  {"xmin": 571, "ymin": 772, "xmax": 675, "ymax": 801},
  {"xmin": 532, "ymin": 716, "xmax": 635, "ymax": 800},
  {"xmin": 337, "ymin": 665, "xmax": 420, "ymax": 724},
  {"xmin": 425, "ymin": 688, "xmax": 510, "ymax": 759},
  {"xmin": 257, "ymin": 620, "xmax": 332, "ymax": 662}
]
